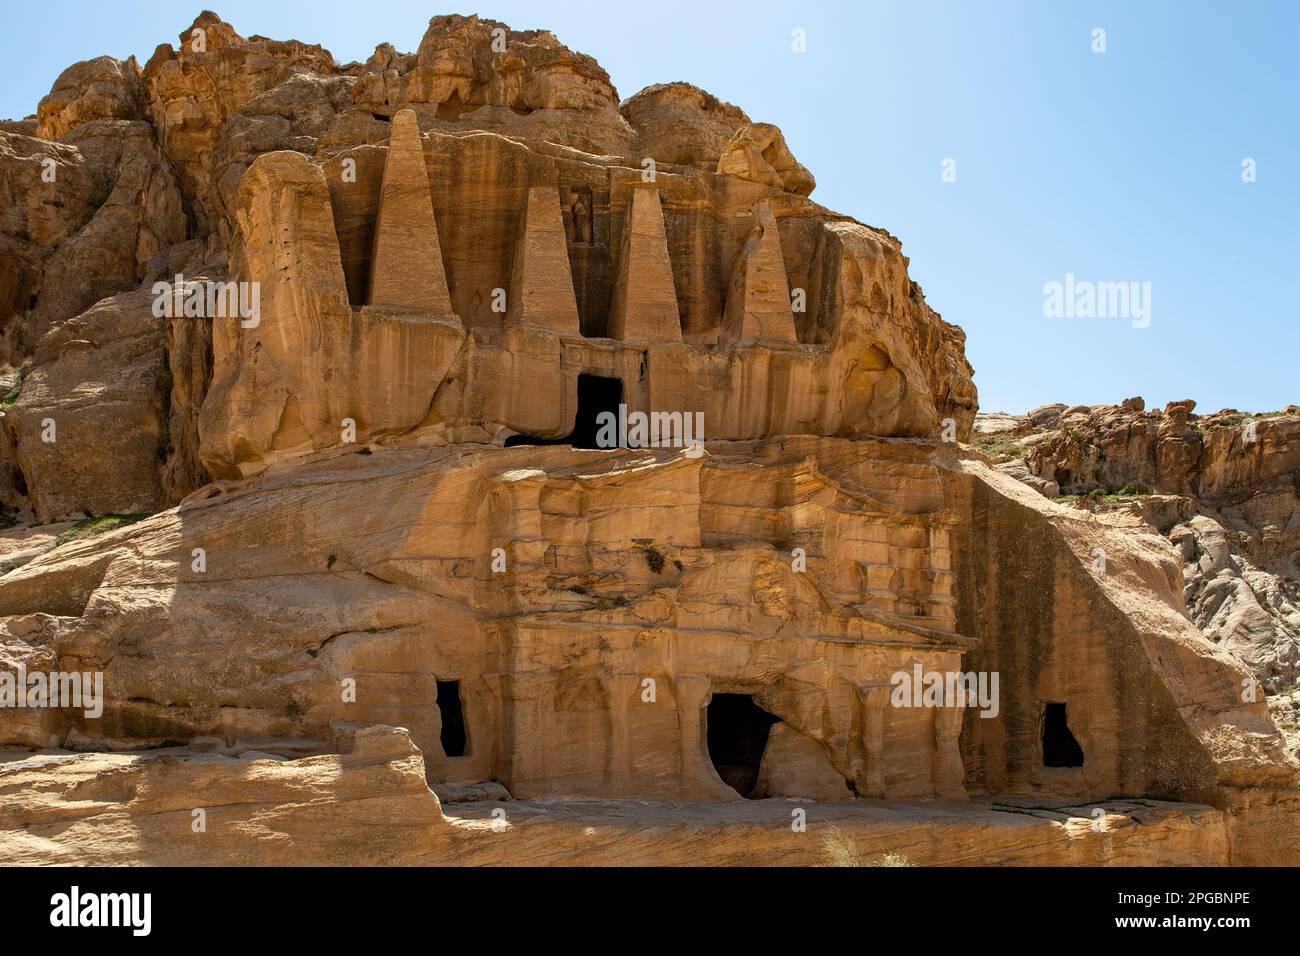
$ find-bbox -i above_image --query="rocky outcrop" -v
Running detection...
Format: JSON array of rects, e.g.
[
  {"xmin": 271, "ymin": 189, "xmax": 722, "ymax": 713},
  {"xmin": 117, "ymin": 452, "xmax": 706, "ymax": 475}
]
[
  {"xmin": 3, "ymin": 10, "xmax": 976, "ymax": 521},
  {"xmin": 3, "ymin": 289, "xmax": 169, "ymax": 522},
  {"xmin": 0, "ymin": 116, "xmax": 186, "ymax": 364},
  {"xmin": 620, "ymin": 82, "xmax": 750, "ymax": 169},
  {"xmin": 355, "ymin": 15, "xmax": 633, "ymax": 156},
  {"xmin": 3, "ymin": 725, "xmax": 1291, "ymax": 864},
  {"xmin": 36, "ymin": 56, "xmax": 147, "ymax": 140},
  {"xmin": 141, "ymin": 11, "xmax": 338, "ymax": 234},
  {"xmin": 716, "ymin": 122, "xmax": 816, "ymax": 197},
  {"xmin": 975, "ymin": 402, "xmax": 1300, "ymax": 696},
  {"xmin": 0, "ymin": 11, "xmax": 1292, "ymax": 867},
  {"xmin": 0, "ymin": 725, "xmax": 448, "ymax": 865},
  {"xmin": 0, "ymin": 439, "xmax": 1287, "ymax": 801}
]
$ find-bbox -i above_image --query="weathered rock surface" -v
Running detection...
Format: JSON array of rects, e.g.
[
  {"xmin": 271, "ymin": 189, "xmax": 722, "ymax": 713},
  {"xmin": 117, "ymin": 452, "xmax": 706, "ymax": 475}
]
[
  {"xmin": 716, "ymin": 122, "xmax": 816, "ymax": 197},
  {"xmin": 620, "ymin": 82, "xmax": 750, "ymax": 170},
  {"xmin": 0, "ymin": 440, "xmax": 1288, "ymax": 810},
  {"xmin": 3, "ymin": 11, "xmax": 976, "ymax": 526},
  {"xmin": 37, "ymin": 56, "xmax": 147, "ymax": 141},
  {"xmin": 0, "ymin": 725, "xmax": 447, "ymax": 865},
  {"xmin": 0, "ymin": 116, "xmax": 186, "ymax": 364},
  {"xmin": 0, "ymin": 11, "xmax": 1293, "ymax": 867},
  {"xmin": 4, "ymin": 289, "xmax": 169, "ymax": 522},
  {"xmin": 2, "ymin": 725, "xmax": 1293, "ymax": 865},
  {"xmin": 976, "ymin": 403, "xmax": 1299, "ymax": 695}
]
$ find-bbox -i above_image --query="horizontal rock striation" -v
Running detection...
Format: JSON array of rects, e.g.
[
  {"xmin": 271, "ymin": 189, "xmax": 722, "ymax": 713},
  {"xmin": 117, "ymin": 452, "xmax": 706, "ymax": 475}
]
[{"xmin": 0, "ymin": 12, "xmax": 1292, "ymax": 866}]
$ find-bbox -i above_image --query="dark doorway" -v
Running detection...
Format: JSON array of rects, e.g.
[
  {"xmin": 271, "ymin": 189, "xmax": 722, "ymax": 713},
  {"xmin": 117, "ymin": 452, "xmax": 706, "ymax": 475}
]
[
  {"xmin": 1041, "ymin": 702, "xmax": 1084, "ymax": 767},
  {"xmin": 437, "ymin": 680, "xmax": 468, "ymax": 757},
  {"xmin": 504, "ymin": 374, "xmax": 622, "ymax": 449},
  {"xmin": 706, "ymin": 693, "xmax": 781, "ymax": 797}
]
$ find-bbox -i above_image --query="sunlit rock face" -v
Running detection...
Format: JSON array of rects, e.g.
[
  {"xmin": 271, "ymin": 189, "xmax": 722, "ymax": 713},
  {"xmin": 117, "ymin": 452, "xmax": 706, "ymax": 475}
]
[
  {"xmin": 979, "ymin": 401, "xmax": 1300, "ymax": 698},
  {"xmin": 0, "ymin": 12, "xmax": 1293, "ymax": 867}
]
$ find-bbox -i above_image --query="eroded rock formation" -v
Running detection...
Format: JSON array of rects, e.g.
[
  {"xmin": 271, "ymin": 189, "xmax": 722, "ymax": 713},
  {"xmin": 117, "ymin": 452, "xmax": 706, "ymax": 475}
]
[
  {"xmin": 0, "ymin": 12, "xmax": 1293, "ymax": 866},
  {"xmin": 976, "ymin": 401, "xmax": 1300, "ymax": 696}
]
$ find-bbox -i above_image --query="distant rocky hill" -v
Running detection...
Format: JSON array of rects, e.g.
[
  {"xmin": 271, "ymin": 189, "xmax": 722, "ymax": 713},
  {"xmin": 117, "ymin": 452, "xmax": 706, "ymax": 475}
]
[{"xmin": 976, "ymin": 399, "xmax": 1300, "ymax": 755}]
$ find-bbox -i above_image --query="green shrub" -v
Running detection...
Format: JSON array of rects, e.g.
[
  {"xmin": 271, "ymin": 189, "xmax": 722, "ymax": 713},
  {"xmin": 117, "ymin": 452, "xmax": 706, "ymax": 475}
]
[
  {"xmin": 974, "ymin": 439, "xmax": 1027, "ymax": 459},
  {"xmin": 0, "ymin": 370, "xmax": 24, "ymax": 408},
  {"xmin": 54, "ymin": 513, "xmax": 152, "ymax": 548}
]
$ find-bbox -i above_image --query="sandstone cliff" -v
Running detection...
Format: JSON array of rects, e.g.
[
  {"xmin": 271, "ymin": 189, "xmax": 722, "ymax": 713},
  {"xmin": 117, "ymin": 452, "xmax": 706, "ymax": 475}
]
[
  {"xmin": 0, "ymin": 12, "xmax": 1293, "ymax": 867},
  {"xmin": 976, "ymin": 400, "xmax": 1300, "ymax": 765}
]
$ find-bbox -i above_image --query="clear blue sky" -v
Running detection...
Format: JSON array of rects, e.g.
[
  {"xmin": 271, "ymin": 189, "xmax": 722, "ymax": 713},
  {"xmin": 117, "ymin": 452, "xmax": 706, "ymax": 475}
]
[{"xmin": 2, "ymin": 1, "xmax": 1294, "ymax": 414}]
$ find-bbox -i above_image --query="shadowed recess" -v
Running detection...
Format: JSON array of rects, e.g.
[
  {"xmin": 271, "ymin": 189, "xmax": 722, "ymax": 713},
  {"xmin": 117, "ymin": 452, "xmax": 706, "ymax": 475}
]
[
  {"xmin": 1041, "ymin": 702, "xmax": 1084, "ymax": 768},
  {"xmin": 504, "ymin": 373, "xmax": 622, "ymax": 449},
  {"xmin": 437, "ymin": 679, "xmax": 467, "ymax": 758},
  {"xmin": 706, "ymin": 693, "xmax": 781, "ymax": 797}
]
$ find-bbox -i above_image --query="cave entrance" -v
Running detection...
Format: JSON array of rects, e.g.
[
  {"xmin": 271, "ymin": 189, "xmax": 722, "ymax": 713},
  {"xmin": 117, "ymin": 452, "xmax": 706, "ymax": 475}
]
[
  {"xmin": 1041, "ymin": 702, "xmax": 1084, "ymax": 767},
  {"xmin": 706, "ymin": 693, "xmax": 781, "ymax": 798},
  {"xmin": 504, "ymin": 374, "xmax": 622, "ymax": 449},
  {"xmin": 437, "ymin": 679, "xmax": 468, "ymax": 758}
]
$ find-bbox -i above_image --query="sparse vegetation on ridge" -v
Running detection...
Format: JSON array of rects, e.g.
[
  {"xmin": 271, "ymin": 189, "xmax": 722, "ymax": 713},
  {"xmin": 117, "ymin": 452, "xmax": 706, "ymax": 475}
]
[{"xmin": 53, "ymin": 512, "xmax": 152, "ymax": 548}]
